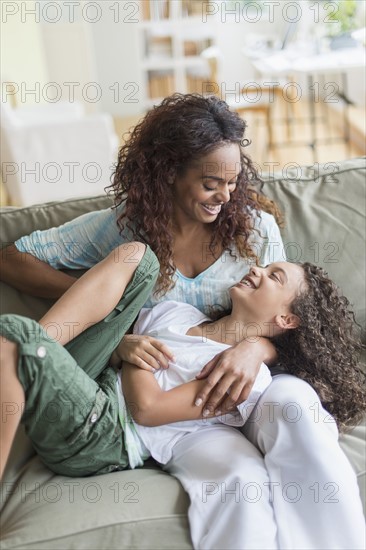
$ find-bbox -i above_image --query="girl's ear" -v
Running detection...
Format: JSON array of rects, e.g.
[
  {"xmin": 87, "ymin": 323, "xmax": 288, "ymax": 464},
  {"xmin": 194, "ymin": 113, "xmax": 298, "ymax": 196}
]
[{"xmin": 275, "ymin": 313, "xmax": 300, "ymax": 331}]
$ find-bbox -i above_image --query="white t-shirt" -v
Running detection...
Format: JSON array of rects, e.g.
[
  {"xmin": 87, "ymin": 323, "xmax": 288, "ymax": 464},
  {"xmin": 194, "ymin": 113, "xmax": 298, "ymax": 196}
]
[{"xmin": 118, "ymin": 301, "xmax": 272, "ymax": 467}]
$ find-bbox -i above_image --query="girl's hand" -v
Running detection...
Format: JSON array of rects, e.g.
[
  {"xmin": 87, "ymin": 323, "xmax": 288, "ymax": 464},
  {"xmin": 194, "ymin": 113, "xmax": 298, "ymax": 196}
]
[
  {"xmin": 115, "ymin": 334, "xmax": 175, "ymax": 372},
  {"xmin": 195, "ymin": 338, "xmax": 276, "ymax": 415}
]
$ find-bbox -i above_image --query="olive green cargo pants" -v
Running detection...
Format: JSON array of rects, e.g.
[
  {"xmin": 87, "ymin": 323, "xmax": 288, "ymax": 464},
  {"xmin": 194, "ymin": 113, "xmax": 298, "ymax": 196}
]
[{"xmin": 0, "ymin": 245, "xmax": 159, "ymax": 476}]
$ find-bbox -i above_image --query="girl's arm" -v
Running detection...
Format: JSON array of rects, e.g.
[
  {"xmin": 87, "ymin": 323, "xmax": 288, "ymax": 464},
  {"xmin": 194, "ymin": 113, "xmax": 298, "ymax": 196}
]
[{"xmin": 121, "ymin": 363, "xmax": 216, "ymax": 426}]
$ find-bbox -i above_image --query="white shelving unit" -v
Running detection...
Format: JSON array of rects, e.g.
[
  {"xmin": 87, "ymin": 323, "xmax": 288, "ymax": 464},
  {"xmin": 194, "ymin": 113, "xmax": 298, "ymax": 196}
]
[{"xmin": 139, "ymin": 1, "xmax": 218, "ymax": 109}]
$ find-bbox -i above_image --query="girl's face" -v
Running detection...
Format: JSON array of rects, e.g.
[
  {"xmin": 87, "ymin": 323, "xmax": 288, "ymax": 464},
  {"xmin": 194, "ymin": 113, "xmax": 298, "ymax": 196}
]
[
  {"xmin": 230, "ymin": 262, "xmax": 306, "ymax": 335},
  {"xmin": 171, "ymin": 143, "xmax": 241, "ymax": 225}
]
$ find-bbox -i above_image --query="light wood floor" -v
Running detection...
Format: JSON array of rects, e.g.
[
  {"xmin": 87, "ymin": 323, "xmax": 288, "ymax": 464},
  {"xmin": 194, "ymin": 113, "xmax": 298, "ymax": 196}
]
[{"xmin": 235, "ymin": 99, "xmax": 364, "ymax": 172}]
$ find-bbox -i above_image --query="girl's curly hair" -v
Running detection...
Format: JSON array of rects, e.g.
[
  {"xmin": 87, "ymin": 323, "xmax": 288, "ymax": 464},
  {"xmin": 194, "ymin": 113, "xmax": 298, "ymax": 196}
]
[
  {"xmin": 108, "ymin": 93, "xmax": 279, "ymax": 295},
  {"xmin": 273, "ymin": 263, "xmax": 366, "ymax": 432}
]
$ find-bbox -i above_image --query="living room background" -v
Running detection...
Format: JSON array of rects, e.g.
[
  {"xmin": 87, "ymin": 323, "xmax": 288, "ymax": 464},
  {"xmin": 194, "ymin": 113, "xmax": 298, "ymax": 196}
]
[{"xmin": 1, "ymin": 0, "xmax": 365, "ymax": 206}]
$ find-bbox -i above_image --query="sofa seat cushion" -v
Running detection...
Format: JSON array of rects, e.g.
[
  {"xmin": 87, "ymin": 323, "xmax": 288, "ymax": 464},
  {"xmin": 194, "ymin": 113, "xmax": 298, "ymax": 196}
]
[{"xmin": 0, "ymin": 456, "xmax": 191, "ymax": 550}]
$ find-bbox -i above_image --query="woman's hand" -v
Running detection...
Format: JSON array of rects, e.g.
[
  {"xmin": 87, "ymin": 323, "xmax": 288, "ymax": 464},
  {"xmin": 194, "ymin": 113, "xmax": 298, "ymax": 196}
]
[
  {"xmin": 195, "ymin": 338, "xmax": 277, "ymax": 415},
  {"xmin": 114, "ymin": 334, "xmax": 175, "ymax": 372}
]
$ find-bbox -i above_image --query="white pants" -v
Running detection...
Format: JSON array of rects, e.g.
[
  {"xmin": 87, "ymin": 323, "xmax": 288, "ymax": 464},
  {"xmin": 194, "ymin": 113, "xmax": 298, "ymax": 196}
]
[{"xmin": 163, "ymin": 374, "xmax": 365, "ymax": 550}]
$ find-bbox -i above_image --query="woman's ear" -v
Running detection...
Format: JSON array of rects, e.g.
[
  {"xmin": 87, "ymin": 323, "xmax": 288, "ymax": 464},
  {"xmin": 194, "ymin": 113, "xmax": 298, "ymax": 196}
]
[
  {"xmin": 275, "ymin": 313, "xmax": 300, "ymax": 331},
  {"xmin": 167, "ymin": 168, "xmax": 176, "ymax": 185}
]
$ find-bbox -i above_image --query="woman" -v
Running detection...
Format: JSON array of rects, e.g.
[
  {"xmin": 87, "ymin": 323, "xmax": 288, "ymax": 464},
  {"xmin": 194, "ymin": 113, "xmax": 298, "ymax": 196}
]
[
  {"xmin": 1, "ymin": 245, "xmax": 365, "ymax": 549},
  {"xmin": 0, "ymin": 93, "xmax": 284, "ymax": 411}
]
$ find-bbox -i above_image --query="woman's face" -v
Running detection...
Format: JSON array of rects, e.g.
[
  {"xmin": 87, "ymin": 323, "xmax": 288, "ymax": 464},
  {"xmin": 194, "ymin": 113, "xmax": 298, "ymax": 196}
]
[
  {"xmin": 171, "ymin": 143, "xmax": 241, "ymax": 225},
  {"xmin": 230, "ymin": 262, "xmax": 306, "ymax": 335}
]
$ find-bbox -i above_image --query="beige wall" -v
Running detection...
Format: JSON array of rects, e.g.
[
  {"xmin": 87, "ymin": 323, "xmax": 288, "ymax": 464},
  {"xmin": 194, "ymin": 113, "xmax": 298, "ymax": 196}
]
[{"xmin": 1, "ymin": 1, "xmax": 49, "ymax": 105}]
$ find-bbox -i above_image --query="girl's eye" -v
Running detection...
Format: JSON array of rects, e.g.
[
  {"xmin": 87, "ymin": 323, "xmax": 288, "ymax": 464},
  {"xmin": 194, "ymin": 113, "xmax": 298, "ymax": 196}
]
[
  {"xmin": 203, "ymin": 185, "xmax": 216, "ymax": 191},
  {"xmin": 271, "ymin": 273, "xmax": 281, "ymax": 283}
]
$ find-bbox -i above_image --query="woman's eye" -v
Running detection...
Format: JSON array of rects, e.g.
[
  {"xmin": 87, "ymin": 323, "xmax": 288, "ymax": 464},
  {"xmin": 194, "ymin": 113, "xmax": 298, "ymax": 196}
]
[{"xmin": 203, "ymin": 185, "xmax": 216, "ymax": 191}]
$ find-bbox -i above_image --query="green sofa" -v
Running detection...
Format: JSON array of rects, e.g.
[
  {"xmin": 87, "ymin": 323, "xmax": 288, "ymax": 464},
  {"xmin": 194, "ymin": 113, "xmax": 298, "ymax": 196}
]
[{"xmin": 1, "ymin": 157, "xmax": 365, "ymax": 549}]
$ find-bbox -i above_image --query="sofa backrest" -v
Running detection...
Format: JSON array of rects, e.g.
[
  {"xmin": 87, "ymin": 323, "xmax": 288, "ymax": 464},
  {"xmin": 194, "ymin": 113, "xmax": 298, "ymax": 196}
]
[
  {"xmin": 261, "ymin": 157, "xmax": 365, "ymax": 340},
  {"xmin": 0, "ymin": 195, "xmax": 112, "ymax": 320},
  {"xmin": 1, "ymin": 158, "xmax": 365, "ymax": 339}
]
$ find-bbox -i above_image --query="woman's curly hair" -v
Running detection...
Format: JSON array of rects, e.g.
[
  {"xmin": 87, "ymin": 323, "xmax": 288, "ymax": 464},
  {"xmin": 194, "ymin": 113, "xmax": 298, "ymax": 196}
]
[
  {"xmin": 108, "ymin": 93, "xmax": 279, "ymax": 295},
  {"xmin": 273, "ymin": 263, "xmax": 366, "ymax": 432}
]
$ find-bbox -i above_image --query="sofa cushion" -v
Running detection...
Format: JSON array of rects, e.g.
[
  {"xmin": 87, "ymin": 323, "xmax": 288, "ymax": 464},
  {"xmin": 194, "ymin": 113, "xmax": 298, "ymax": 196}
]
[
  {"xmin": 0, "ymin": 195, "xmax": 113, "ymax": 320},
  {"xmin": 2, "ymin": 159, "xmax": 365, "ymax": 333},
  {"xmin": 262, "ymin": 157, "xmax": 366, "ymax": 340},
  {"xmin": 1, "ymin": 454, "xmax": 191, "ymax": 550},
  {"xmin": 0, "ymin": 195, "xmax": 113, "ymax": 243},
  {"xmin": 261, "ymin": 157, "xmax": 366, "ymax": 514}
]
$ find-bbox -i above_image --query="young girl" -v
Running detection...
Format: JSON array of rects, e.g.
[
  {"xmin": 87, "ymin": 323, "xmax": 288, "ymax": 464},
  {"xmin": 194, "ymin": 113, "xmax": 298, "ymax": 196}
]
[{"xmin": 1, "ymin": 243, "xmax": 365, "ymax": 549}]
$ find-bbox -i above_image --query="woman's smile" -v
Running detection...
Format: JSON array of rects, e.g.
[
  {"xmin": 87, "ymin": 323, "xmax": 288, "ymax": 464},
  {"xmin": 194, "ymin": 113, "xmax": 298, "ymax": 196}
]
[{"xmin": 200, "ymin": 203, "xmax": 223, "ymax": 216}]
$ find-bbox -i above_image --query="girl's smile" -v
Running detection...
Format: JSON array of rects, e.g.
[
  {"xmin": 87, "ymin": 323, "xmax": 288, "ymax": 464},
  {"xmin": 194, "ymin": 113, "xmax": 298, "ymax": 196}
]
[{"xmin": 229, "ymin": 262, "xmax": 306, "ymax": 336}]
